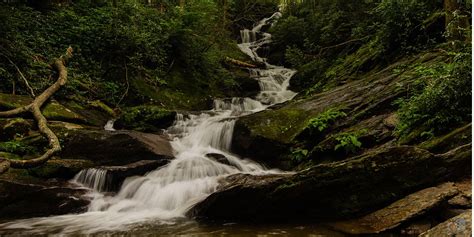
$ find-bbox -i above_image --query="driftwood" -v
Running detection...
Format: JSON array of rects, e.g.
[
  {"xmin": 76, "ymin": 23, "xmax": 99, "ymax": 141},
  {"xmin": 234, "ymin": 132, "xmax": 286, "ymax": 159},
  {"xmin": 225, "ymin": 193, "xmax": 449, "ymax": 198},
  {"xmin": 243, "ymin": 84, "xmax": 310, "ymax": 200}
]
[
  {"xmin": 0, "ymin": 47, "xmax": 73, "ymax": 174},
  {"xmin": 225, "ymin": 57, "xmax": 258, "ymax": 68}
]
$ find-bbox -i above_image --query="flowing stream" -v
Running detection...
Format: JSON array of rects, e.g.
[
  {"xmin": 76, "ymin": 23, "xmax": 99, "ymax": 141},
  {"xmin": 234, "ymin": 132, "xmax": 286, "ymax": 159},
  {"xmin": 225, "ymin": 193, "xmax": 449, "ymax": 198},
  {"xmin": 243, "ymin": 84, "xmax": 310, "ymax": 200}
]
[{"xmin": 0, "ymin": 12, "xmax": 304, "ymax": 235}]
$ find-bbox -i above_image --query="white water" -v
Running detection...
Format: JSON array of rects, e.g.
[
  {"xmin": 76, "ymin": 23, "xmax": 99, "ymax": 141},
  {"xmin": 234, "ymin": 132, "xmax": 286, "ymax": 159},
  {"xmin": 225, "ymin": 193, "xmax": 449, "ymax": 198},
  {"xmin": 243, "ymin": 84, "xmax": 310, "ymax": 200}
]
[
  {"xmin": 0, "ymin": 12, "xmax": 296, "ymax": 235},
  {"xmin": 104, "ymin": 119, "xmax": 116, "ymax": 131},
  {"xmin": 72, "ymin": 168, "xmax": 110, "ymax": 192}
]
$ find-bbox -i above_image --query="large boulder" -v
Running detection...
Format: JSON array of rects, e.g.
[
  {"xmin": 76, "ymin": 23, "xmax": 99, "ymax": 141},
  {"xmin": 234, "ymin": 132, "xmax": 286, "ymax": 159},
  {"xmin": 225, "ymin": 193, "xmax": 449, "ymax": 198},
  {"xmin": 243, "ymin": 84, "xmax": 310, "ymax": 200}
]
[
  {"xmin": 57, "ymin": 128, "xmax": 174, "ymax": 166},
  {"xmin": 0, "ymin": 173, "xmax": 90, "ymax": 220},
  {"xmin": 190, "ymin": 144, "xmax": 471, "ymax": 221},
  {"xmin": 98, "ymin": 160, "xmax": 169, "ymax": 192},
  {"xmin": 329, "ymin": 182, "xmax": 460, "ymax": 234}
]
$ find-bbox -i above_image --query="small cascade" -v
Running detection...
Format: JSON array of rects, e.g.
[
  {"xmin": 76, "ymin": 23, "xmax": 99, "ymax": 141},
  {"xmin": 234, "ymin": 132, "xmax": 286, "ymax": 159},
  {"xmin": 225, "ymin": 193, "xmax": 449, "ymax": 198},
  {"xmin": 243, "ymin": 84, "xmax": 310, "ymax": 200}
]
[
  {"xmin": 104, "ymin": 119, "xmax": 116, "ymax": 131},
  {"xmin": 0, "ymin": 11, "xmax": 298, "ymax": 235},
  {"xmin": 213, "ymin": 97, "xmax": 264, "ymax": 113},
  {"xmin": 240, "ymin": 29, "xmax": 256, "ymax": 44},
  {"xmin": 72, "ymin": 168, "xmax": 110, "ymax": 192}
]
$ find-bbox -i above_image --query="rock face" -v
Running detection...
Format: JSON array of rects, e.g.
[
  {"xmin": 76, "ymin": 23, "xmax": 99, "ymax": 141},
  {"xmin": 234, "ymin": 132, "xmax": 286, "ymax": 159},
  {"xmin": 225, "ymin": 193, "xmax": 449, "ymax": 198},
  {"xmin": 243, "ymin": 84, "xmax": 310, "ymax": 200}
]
[
  {"xmin": 231, "ymin": 52, "xmax": 450, "ymax": 168},
  {"xmin": 58, "ymin": 129, "xmax": 174, "ymax": 166},
  {"xmin": 190, "ymin": 144, "xmax": 471, "ymax": 221},
  {"xmin": 329, "ymin": 182, "xmax": 459, "ymax": 234},
  {"xmin": 0, "ymin": 179, "xmax": 90, "ymax": 220},
  {"xmin": 419, "ymin": 211, "xmax": 472, "ymax": 237}
]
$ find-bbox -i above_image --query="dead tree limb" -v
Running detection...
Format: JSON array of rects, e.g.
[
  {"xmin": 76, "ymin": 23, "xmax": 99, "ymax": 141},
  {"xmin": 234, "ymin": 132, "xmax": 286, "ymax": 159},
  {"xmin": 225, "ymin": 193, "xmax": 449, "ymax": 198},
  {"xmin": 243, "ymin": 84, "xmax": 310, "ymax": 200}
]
[{"xmin": 0, "ymin": 47, "xmax": 73, "ymax": 174}]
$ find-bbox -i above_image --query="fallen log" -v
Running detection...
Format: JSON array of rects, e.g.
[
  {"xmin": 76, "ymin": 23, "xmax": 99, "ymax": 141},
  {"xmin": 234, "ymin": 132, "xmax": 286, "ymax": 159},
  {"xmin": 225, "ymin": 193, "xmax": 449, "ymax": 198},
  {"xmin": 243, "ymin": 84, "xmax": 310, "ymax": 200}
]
[
  {"xmin": 0, "ymin": 47, "xmax": 73, "ymax": 174},
  {"xmin": 224, "ymin": 57, "xmax": 258, "ymax": 68}
]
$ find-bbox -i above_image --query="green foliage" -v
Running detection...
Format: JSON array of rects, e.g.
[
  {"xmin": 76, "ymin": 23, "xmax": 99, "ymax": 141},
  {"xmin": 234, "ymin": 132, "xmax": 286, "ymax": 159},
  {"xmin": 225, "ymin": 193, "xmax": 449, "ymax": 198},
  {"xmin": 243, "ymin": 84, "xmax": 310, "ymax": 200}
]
[
  {"xmin": 116, "ymin": 105, "xmax": 175, "ymax": 132},
  {"xmin": 0, "ymin": 141, "xmax": 35, "ymax": 155},
  {"xmin": 396, "ymin": 47, "xmax": 472, "ymax": 140},
  {"xmin": 307, "ymin": 108, "xmax": 346, "ymax": 133},
  {"xmin": 0, "ymin": 1, "xmax": 252, "ymax": 109},
  {"xmin": 270, "ymin": 0, "xmax": 447, "ymax": 94},
  {"xmin": 290, "ymin": 147, "xmax": 308, "ymax": 163},
  {"xmin": 334, "ymin": 129, "xmax": 366, "ymax": 153}
]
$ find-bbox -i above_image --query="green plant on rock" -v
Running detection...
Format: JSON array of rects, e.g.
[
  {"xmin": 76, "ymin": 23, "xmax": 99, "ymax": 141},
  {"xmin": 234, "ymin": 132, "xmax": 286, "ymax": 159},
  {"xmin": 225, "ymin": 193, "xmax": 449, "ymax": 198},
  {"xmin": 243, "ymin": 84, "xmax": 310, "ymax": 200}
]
[
  {"xmin": 307, "ymin": 108, "xmax": 346, "ymax": 134},
  {"xmin": 334, "ymin": 129, "xmax": 367, "ymax": 153},
  {"xmin": 0, "ymin": 140, "xmax": 35, "ymax": 155},
  {"xmin": 290, "ymin": 147, "xmax": 309, "ymax": 163}
]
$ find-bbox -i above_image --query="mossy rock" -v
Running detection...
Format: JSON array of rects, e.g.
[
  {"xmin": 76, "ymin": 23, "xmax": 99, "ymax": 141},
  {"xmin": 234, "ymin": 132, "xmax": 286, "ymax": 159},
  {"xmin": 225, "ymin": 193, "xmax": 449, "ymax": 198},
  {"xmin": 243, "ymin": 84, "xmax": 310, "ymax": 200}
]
[
  {"xmin": 420, "ymin": 123, "xmax": 471, "ymax": 153},
  {"xmin": 28, "ymin": 159, "xmax": 94, "ymax": 179},
  {"xmin": 115, "ymin": 105, "xmax": 176, "ymax": 132},
  {"xmin": 1, "ymin": 118, "xmax": 32, "ymax": 140},
  {"xmin": 0, "ymin": 152, "xmax": 21, "ymax": 160},
  {"xmin": 231, "ymin": 51, "xmax": 446, "ymax": 169},
  {"xmin": 0, "ymin": 93, "xmax": 87, "ymax": 124}
]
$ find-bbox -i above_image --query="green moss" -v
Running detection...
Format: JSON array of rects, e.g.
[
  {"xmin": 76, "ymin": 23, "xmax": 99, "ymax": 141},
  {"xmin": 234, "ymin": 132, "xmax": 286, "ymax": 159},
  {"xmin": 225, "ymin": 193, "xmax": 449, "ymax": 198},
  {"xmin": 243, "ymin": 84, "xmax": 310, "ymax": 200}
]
[
  {"xmin": 0, "ymin": 140, "xmax": 36, "ymax": 155},
  {"xmin": 240, "ymin": 108, "xmax": 310, "ymax": 144},
  {"xmin": 0, "ymin": 151, "xmax": 21, "ymax": 160},
  {"xmin": 115, "ymin": 105, "xmax": 176, "ymax": 132},
  {"xmin": 420, "ymin": 123, "xmax": 471, "ymax": 153},
  {"xmin": 28, "ymin": 159, "xmax": 94, "ymax": 179}
]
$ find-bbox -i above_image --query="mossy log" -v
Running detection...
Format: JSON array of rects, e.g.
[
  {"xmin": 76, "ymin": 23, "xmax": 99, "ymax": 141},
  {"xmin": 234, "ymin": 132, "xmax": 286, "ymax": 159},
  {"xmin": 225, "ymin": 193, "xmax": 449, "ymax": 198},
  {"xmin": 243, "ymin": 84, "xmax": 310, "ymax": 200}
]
[{"xmin": 0, "ymin": 47, "xmax": 73, "ymax": 174}]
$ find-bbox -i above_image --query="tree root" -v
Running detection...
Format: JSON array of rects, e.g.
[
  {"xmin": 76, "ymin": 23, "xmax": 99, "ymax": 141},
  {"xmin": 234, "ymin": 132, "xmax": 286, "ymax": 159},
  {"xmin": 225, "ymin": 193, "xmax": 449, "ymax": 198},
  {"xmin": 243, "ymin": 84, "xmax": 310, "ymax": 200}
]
[{"xmin": 0, "ymin": 47, "xmax": 73, "ymax": 174}]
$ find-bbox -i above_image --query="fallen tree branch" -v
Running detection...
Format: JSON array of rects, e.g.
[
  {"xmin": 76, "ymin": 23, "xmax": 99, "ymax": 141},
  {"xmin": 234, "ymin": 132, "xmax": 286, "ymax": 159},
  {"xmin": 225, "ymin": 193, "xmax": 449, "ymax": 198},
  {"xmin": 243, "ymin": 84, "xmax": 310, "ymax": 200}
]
[
  {"xmin": 0, "ymin": 47, "xmax": 73, "ymax": 174},
  {"xmin": 225, "ymin": 57, "xmax": 258, "ymax": 68}
]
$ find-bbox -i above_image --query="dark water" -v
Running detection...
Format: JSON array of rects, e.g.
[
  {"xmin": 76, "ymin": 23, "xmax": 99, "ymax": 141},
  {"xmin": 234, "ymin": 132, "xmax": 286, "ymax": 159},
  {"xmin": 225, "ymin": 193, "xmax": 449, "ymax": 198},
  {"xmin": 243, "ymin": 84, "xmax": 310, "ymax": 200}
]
[{"xmin": 0, "ymin": 218, "xmax": 407, "ymax": 236}]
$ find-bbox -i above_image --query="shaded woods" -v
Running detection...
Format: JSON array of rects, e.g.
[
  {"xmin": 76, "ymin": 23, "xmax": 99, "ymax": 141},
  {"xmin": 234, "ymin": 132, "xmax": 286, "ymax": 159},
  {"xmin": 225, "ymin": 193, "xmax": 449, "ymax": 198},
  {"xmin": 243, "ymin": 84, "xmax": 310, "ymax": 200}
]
[{"xmin": 0, "ymin": 0, "xmax": 471, "ymax": 236}]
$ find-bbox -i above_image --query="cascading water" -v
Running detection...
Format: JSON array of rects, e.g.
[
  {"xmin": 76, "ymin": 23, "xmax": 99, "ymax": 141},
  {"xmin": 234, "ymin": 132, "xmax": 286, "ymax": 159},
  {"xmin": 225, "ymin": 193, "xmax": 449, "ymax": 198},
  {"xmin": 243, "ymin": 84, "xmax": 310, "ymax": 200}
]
[{"xmin": 0, "ymin": 12, "xmax": 297, "ymax": 234}]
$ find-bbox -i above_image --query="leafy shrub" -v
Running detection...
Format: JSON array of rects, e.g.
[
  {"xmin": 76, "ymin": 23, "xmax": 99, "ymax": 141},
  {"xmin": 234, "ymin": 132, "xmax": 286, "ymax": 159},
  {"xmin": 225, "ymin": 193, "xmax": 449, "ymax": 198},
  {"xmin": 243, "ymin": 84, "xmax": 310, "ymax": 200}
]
[
  {"xmin": 307, "ymin": 108, "xmax": 346, "ymax": 133},
  {"xmin": 290, "ymin": 147, "xmax": 308, "ymax": 163},
  {"xmin": 396, "ymin": 47, "xmax": 471, "ymax": 139},
  {"xmin": 0, "ymin": 141, "xmax": 35, "ymax": 155},
  {"xmin": 334, "ymin": 129, "xmax": 367, "ymax": 153}
]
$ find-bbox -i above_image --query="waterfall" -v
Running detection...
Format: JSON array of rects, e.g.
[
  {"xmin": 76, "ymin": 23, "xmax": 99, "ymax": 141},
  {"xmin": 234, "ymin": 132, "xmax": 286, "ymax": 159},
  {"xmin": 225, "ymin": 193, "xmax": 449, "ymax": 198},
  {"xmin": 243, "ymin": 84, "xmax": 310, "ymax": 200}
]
[
  {"xmin": 0, "ymin": 12, "xmax": 297, "ymax": 234},
  {"xmin": 104, "ymin": 119, "xmax": 116, "ymax": 131},
  {"xmin": 72, "ymin": 168, "xmax": 110, "ymax": 192}
]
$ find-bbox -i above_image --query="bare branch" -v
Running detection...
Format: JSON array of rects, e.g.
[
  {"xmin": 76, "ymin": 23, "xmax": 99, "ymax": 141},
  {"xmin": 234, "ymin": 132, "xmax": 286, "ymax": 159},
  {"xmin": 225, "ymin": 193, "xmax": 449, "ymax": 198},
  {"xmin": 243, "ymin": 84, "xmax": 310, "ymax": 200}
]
[{"xmin": 0, "ymin": 47, "xmax": 73, "ymax": 174}]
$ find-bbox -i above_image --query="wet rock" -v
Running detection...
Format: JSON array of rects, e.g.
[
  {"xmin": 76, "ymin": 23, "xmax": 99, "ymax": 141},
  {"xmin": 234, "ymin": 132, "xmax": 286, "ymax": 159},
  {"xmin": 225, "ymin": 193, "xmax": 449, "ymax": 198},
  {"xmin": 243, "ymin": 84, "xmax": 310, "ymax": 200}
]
[
  {"xmin": 205, "ymin": 153, "xmax": 236, "ymax": 168},
  {"xmin": 58, "ymin": 129, "xmax": 174, "ymax": 166},
  {"xmin": 419, "ymin": 211, "xmax": 471, "ymax": 237},
  {"xmin": 28, "ymin": 159, "xmax": 94, "ymax": 179},
  {"xmin": 329, "ymin": 182, "xmax": 459, "ymax": 234},
  {"xmin": 191, "ymin": 145, "xmax": 471, "ymax": 221},
  {"xmin": 100, "ymin": 160, "xmax": 169, "ymax": 191},
  {"xmin": 0, "ymin": 179, "xmax": 90, "ymax": 220}
]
